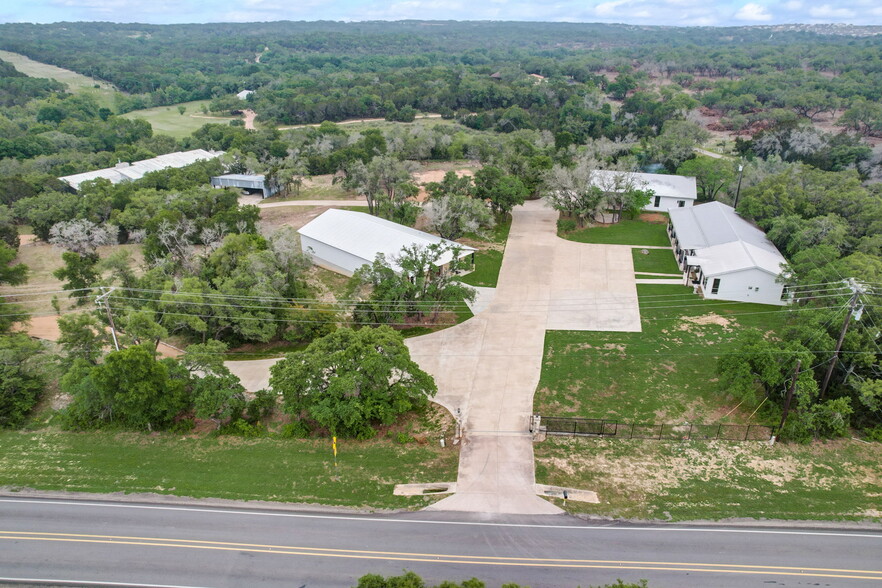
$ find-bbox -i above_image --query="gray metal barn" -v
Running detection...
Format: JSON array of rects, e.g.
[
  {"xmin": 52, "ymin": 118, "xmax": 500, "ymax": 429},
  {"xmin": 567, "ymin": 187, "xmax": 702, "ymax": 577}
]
[{"xmin": 210, "ymin": 174, "xmax": 279, "ymax": 199}]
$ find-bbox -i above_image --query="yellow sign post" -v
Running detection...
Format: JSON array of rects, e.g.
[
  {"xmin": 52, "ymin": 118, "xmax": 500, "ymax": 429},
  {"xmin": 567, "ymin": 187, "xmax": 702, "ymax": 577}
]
[{"xmin": 333, "ymin": 436, "xmax": 337, "ymax": 468}]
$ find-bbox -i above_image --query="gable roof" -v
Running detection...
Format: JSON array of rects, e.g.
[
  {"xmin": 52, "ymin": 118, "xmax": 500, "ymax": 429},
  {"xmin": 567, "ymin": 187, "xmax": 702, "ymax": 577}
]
[
  {"xmin": 60, "ymin": 149, "xmax": 221, "ymax": 190},
  {"xmin": 591, "ymin": 170, "xmax": 697, "ymax": 201},
  {"xmin": 298, "ymin": 209, "xmax": 475, "ymax": 272},
  {"xmin": 673, "ymin": 202, "xmax": 787, "ymax": 276}
]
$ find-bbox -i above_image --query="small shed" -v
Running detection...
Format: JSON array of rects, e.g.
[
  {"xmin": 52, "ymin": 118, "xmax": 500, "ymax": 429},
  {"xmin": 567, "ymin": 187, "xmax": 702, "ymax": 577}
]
[
  {"xmin": 236, "ymin": 90, "xmax": 254, "ymax": 100},
  {"xmin": 210, "ymin": 174, "xmax": 278, "ymax": 199},
  {"xmin": 298, "ymin": 209, "xmax": 476, "ymax": 277}
]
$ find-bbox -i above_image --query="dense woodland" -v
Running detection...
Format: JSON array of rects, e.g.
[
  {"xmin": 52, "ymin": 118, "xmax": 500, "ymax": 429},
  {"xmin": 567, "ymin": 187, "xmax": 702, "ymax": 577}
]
[{"xmin": 0, "ymin": 21, "xmax": 880, "ymax": 441}]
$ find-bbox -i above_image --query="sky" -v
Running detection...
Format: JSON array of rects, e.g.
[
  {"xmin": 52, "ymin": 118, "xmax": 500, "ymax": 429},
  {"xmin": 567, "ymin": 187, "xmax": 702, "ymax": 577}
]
[{"xmin": 1, "ymin": 0, "xmax": 881, "ymax": 27}]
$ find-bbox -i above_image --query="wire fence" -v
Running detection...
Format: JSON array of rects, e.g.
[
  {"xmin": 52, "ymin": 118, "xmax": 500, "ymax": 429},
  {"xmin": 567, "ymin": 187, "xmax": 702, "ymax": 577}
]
[{"xmin": 540, "ymin": 416, "xmax": 773, "ymax": 442}]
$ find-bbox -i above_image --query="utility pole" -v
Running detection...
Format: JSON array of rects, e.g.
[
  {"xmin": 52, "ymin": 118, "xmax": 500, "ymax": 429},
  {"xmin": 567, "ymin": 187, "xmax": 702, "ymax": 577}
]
[
  {"xmin": 820, "ymin": 279, "xmax": 864, "ymax": 400},
  {"xmin": 777, "ymin": 359, "xmax": 800, "ymax": 435},
  {"xmin": 96, "ymin": 286, "xmax": 120, "ymax": 352},
  {"xmin": 733, "ymin": 163, "xmax": 744, "ymax": 209}
]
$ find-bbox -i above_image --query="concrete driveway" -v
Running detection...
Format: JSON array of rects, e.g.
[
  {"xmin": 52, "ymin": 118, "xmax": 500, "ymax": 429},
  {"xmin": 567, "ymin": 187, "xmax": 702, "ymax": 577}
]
[{"xmin": 405, "ymin": 200, "xmax": 640, "ymax": 515}]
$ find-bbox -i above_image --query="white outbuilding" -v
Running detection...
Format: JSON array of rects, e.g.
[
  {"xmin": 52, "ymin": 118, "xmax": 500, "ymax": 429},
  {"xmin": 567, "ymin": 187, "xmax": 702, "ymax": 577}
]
[
  {"xmin": 298, "ymin": 209, "xmax": 476, "ymax": 277},
  {"xmin": 668, "ymin": 202, "xmax": 789, "ymax": 306},
  {"xmin": 591, "ymin": 170, "xmax": 697, "ymax": 212},
  {"xmin": 59, "ymin": 149, "xmax": 222, "ymax": 191}
]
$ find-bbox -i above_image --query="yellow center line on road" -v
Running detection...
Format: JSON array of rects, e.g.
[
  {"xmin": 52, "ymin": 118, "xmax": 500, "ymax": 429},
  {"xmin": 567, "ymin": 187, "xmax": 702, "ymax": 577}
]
[{"xmin": 2, "ymin": 531, "xmax": 882, "ymax": 580}]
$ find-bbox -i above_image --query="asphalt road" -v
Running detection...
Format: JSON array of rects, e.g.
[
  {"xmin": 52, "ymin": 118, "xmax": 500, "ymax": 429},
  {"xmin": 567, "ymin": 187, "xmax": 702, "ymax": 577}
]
[{"xmin": 1, "ymin": 497, "xmax": 881, "ymax": 587}]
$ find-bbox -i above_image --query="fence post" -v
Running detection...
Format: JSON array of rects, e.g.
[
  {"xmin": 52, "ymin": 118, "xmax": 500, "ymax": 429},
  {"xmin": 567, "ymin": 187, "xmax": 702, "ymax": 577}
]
[
  {"xmin": 717, "ymin": 423, "xmax": 723, "ymax": 440},
  {"xmin": 630, "ymin": 422, "xmax": 635, "ymax": 439},
  {"xmin": 573, "ymin": 421, "xmax": 577, "ymax": 436},
  {"xmin": 745, "ymin": 425, "xmax": 750, "ymax": 441},
  {"xmin": 687, "ymin": 423, "xmax": 693, "ymax": 440},
  {"xmin": 658, "ymin": 424, "xmax": 663, "ymax": 440}
]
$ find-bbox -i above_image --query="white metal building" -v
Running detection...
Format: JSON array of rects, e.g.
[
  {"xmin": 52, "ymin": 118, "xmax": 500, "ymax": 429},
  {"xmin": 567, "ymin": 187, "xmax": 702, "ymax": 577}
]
[
  {"xmin": 59, "ymin": 150, "xmax": 222, "ymax": 191},
  {"xmin": 591, "ymin": 170, "xmax": 697, "ymax": 212},
  {"xmin": 298, "ymin": 209, "xmax": 476, "ymax": 277},
  {"xmin": 210, "ymin": 174, "xmax": 279, "ymax": 199},
  {"xmin": 668, "ymin": 202, "xmax": 788, "ymax": 306}
]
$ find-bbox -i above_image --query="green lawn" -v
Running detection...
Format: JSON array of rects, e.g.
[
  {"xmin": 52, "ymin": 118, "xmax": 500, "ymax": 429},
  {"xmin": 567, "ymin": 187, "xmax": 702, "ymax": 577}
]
[
  {"xmin": 0, "ymin": 421, "xmax": 459, "ymax": 510},
  {"xmin": 459, "ymin": 215, "xmax": 512, "ymax": 288},
  {"xmin": 535, "ymin": 284, "xmax": 788, "ymax": 423},
  {"xmin": 122, "ymin": 100, "xmax": 231, "ymax": 139},
  {"xmin": 535, "ymin": 437, "xmax": 882, "ymax": 522},
  {"xmin": 563, "ymin": 219, "xmax": 670, "ymax": 246},
  {"xmin": 0, "ymin": 49, "xmax": 118, "ymax": 109},
  {"xmin": 632, "ymin": 248, "xmax": 680, "ymax": 274},
  {"xmin": 635, "ymin": 273, "xmax": 681, "ymax": 280}
]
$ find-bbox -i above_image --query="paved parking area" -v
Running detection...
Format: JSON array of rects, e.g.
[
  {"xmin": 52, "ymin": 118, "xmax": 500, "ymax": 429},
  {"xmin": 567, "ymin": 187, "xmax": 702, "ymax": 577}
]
[{"xmin": 405, "ymin": 200, "xmax": 640, "ymax": 514}]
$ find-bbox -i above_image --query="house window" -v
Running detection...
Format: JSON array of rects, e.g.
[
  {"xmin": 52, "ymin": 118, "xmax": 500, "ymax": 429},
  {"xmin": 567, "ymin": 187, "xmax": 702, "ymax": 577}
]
[
  {"xmin": 711, "ymin": 278, "xmax": 720, "ymax": 294},
  {"xmin": 654, "ymin": 195, "xmax": 661, "ymax": 207},
  {"xmin": 677, "ymin": 200, "xmax": 686, "ymax": 207}
]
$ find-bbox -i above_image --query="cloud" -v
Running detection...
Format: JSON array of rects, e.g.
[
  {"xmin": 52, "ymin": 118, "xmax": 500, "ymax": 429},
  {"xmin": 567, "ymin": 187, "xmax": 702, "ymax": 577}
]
[
  {"xmin": 783, "ymin": 0, "xmax": 802, "ymax": 9},
  {"xmin": 735, "ymin": 2, "xmax": 772, "ymax": 21},
  {"xmin": 808, "ymin": 4, "xmax": 856, "ymax": 19}
]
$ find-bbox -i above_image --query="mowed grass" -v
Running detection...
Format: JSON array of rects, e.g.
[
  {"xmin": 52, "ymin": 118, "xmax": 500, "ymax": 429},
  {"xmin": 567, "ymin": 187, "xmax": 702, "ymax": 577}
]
[
  {"xmin": 460, "ymin": 215, "xmax": 512, "ymax": 288},
  {"xmin": 0, "ymin": 426, "xmax": 459, "ymax": 510},
  {"xmin": 122, "ymin": 100, "xmax": 231, "ymax": 139},
  {"xmin": 632, "ymin": 248, "xmax": 680, "ymax": 274},
  {"xmin": 0, "ymin": 49, "xmax": 118, "ymax": 109},
  {"xmin": 263, "ymin": 174, "xmax": 354, "ymax": 202},
  {"xmin": 535, "ymin": 284, "xmax": 788, "ymax": 423},
  {"xmin": 564, "ymin": 218, "xmax": 671, "ymax": 247},
  {"xmin": 535, "ymin": 437, "xmax": 882, "ymax": 522}
]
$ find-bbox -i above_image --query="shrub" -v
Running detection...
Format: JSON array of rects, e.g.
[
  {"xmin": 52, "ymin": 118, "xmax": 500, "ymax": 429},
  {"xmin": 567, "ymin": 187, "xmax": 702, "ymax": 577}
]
[{"xmin": 557, "ymin": 218, "xmax": 577, "ymax": 233}]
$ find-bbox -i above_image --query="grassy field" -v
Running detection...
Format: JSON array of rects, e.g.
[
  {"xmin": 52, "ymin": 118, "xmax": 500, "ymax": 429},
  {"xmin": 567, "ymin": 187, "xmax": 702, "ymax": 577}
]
[
  {"xmin": 535, "ymin": 284, "xmax": 788, "ymax": 423},
  {"xmin": 0, "ymin": 411, "xmax": 459, "ymax": 510},
  {"xmin": 122, "ymin": 100, "xmax": 231, "ymax": 139},
  {"xmin": 460, "ymin": 215, "xmax": 512, "ymax": 288},
  {"xmin": 535, "ymin": 437, "xmax": 882, "ymax": 522},
  {"xmin": 0, "ymin": 49, "xmax": 118, "ymax": 109},
  {"xmin": 632, "ymin": 248, "xmax": 680, "ymax": 274},
  {"xmin": 564, "ymin": 218, "xmax": 671, "ymax": 247}
]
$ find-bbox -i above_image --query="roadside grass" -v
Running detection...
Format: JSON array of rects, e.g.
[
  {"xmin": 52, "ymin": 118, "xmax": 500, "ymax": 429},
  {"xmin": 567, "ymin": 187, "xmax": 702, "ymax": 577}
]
[
  {"xmin": 535, "ymin": 284, "xmax": 788, "ymax": 423},
  {"xmin": 563, "ymin": 219, "xmax": 670, "ymax": 247},
  {"xmin": 341, "ymin": 206, "xmax": 371, "ymax": 214},
  {"xmin": 400, "ymin": 303, "xmax": 473, "ymax": 338},
  {"xmin": 635, "ymin": 274, "xmax": 681, "ymax": 279},
  {"xmin": 0, "ymin": 410, "xmax": 459, "ymax": 510},
  {"xmin": 460, "ymin": 215, "xmax": 512, "ymax": 288},
  {"xmin": 122, "ymin": 100, "xmax": 230, "ymax": 139},
  {"xmin": 535, "ymin": 437, "xmax": 882, "ymax": 522},
  {"xmin": 632, "ymin": 248, "xmax": 679, "ymax": 274},
  {"xmin": 0, "ymin": 49, "xmax": 118, "ymax": 109}
]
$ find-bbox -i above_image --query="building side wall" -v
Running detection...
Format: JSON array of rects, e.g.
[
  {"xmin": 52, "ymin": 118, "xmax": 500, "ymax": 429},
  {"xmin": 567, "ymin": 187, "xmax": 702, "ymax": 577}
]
[
  {"xmin": 300, "ymin": 235, "xmax": 370, "ymax": 277},
  {"xmin": 644, "ymin": 195, "xmax": 694, "ymax": 212},
  {"xmin": 701, "ymin": 269, "xmax": 786, "ymax": 306}
]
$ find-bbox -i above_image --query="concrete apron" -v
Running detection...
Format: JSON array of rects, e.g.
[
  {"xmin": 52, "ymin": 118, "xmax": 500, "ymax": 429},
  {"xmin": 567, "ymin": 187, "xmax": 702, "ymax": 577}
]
[{"xmin": 406, "ymin": 200, "xmax": 641, "ymax": 515}]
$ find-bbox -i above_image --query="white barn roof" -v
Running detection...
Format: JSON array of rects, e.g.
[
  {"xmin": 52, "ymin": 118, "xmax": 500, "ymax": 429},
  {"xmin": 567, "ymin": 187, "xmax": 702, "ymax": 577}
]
[
  {"xmin": 591, "ymin": 170, "xmax": 697, "ymax": 201},
  {"xmin": 60, "ymin": 149, "xmax": 222, "ymax": 190},
  {"xmin": 673, "ymin": 202, "xmax": 786, "ymax": 276},
  {"xmin": 298, "ymin": 209, "xmax": 476, "ymax": 272}
]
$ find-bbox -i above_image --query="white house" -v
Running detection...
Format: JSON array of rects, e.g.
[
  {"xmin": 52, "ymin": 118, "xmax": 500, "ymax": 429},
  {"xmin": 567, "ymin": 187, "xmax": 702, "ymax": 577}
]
[
  {"xmin": 236, "ymin": 90, "xmax": 254, "ymax": 100},
  {"xmin": 668, "ymin": 202, "xmax": 789, "ymax": 306},
  {"xmin": 59, "ymin": 149, "xmax": 222, "ymax": 191},
  {"xmin": 591, "ymin": 170, "xmax": 697, "ymax": 212},
  {"xmin": 298, "ymin": 209, "xmax": 476, "ymax": 277}
]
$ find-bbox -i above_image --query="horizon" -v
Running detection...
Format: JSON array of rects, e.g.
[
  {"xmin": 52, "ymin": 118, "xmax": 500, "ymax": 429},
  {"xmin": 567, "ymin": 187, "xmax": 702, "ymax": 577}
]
[{"xmin": 2, "ymin": 1, "xmax": 881, "ymax": 28}]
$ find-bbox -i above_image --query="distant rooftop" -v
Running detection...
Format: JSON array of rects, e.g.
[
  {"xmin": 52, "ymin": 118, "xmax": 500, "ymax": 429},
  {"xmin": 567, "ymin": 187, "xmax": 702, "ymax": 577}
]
[{"xmin": 59, "ymin": 149, "xmax": 222, "ymax": 190}]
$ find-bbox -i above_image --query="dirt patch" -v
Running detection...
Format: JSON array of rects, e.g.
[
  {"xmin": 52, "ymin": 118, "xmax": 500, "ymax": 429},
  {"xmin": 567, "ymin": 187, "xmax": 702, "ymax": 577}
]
[
  {"xmin": 258, "ymin": 205, "xmax": 322, "ymax": 231},
  {"xmin": 414, "ymin": 168, "xmax": 474, "ymax": 202},
  {"xmin": 637, "ymin": 213, "xmax": 668, "ymax": 224},
  {"xmin": 681, "ymin": 313, "xmax": 734, "ymax": 328}
]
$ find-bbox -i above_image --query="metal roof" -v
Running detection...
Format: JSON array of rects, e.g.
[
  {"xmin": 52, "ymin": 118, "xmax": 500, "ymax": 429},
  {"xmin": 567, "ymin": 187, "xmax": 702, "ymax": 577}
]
[
  {"xmin": 59, "ymin": 150, "xmax": 222, "ymax": 190},
  {"xmin": 591, "ymin": 170, "xmax": 697, "ymax": 201},
  {"xmin": 298, "ymin": 209, "xmax": 476, "ymax": 272},
  {"xmin": 674, "ymin": 202, "xmax": 787, "ymax": 276},
  {"xmin": 213, "ymin": 174, "xmax": 266, "ymax": 182}
]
